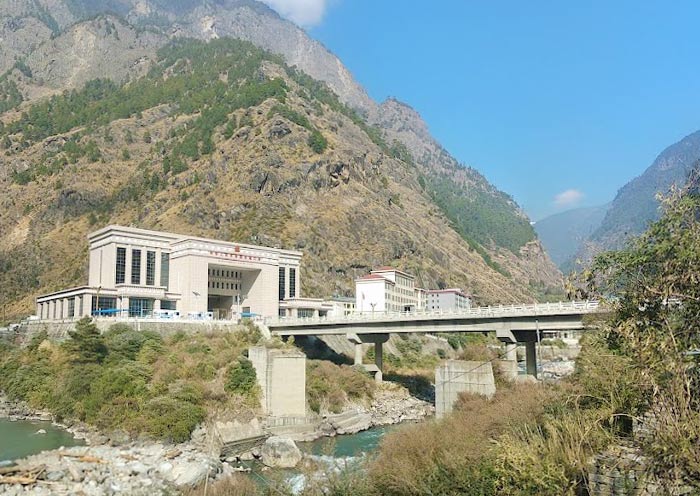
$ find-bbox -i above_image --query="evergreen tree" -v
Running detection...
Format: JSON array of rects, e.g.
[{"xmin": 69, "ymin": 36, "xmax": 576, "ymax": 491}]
[{"xmin": 65, "ymin": 317, "xmax": 108, "ymax": 364}]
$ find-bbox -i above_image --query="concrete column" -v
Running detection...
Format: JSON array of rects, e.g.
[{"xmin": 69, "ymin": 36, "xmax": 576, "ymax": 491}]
[
  {"xmin": 374, "ymin": 341, "xmax": 384, "ymax": 383},
  {"xmin": 140, "ymin": 250, "xmax": 148, "ymax": 286},
  {"xmin": 525, "ymin": 341, "xmax": 537, "ymax": 378},
  {"xmin": 122, "ymin": 297, "xmax": 130, "ymax": 317},
  {"xmin": 154, "ymin": 299, "xmax": 161, "ymax": 311},
  {"xmin": 504, "ymin": 343, "xmax": 518, "ymax": 362},
  {"xmin": 83, "ymin": 294, "xmax": 93, "ymax": 317},
  {"xmin": 155, "ymin": 249, "xmax": 162, "ymax": 287},
  {"xmin": 354, "ymin": 343, "xmax": 363, "ymax": 366},
  {"xmin": 125, "ymin": 248, "xmax": 132, "ymax": 285}
]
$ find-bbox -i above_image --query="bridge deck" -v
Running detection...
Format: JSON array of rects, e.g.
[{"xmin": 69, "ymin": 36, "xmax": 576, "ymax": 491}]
[{"xmin": 266, "ymin": 300, "xmax": 603, "ymax": 337}]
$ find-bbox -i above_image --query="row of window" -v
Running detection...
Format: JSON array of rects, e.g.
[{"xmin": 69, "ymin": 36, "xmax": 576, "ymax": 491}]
[
  {"xmin": 278, "ymin": 267, "xmax": 297, "ymax": 300},
  {"xmin": 209, "ymin": 281, "xmax": 241, "ymax": 290},
  {"xmin": 208, "ymin": 269, "xmax": 242, "ymax": 279},
  {"xmin": 116, "ymin": 247, "xmax": 164, "ymax": 288}
]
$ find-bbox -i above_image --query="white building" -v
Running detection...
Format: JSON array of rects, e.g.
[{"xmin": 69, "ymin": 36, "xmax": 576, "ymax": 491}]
[
  {"xmin": 426, "ymin": 289, "xmax": 472, "ymax": 312},
  {"xmin": 355, "ymin": 267, "xmax": 418, "ymax": 314},
  {"xmin": 415, "ymin": 287, "xmax": 428, "ymax": 311},
  {"xmin": 326, "ymin": 296, "xmax": 356, "ymax": 317},
  {"xmin": 36, "ymin": 225, "xmax": 303, "ymax": 320}
]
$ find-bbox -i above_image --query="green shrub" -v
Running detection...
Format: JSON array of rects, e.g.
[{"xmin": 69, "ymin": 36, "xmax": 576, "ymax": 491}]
[
  {"xmin": 143, "ymin": 396, "xmax": 206, "ymax": 443},
  {"xmin": 308, "ymin": 129, "xmax": 328, "ymax": 153},
  {"xmin": 104, "ymin": 324, "xmax": 163, "ymax": 361},
  {"xmin": 225, "ymin": 357, "xmax": 258, "ymax": 396}
]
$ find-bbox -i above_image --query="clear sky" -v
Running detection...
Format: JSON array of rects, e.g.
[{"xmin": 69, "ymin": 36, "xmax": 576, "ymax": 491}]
[{"xmin": 262, "ymin": 1, "xmax": 700, "ymax": 220}]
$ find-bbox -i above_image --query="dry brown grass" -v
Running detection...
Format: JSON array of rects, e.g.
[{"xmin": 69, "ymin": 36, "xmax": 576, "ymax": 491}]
[
  {"xmin": 366, "ymin": 383, "xmax": 554, "ymax": 495},
  {"xmin": 184, "ymin": 474, "xmax": 260, "ymax": 496}
]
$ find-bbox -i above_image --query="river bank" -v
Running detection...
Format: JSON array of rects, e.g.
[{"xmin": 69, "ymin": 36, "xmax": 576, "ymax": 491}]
[{"xmin": 0, "ymin": 383, "xmax": 433, "ymax": 494}]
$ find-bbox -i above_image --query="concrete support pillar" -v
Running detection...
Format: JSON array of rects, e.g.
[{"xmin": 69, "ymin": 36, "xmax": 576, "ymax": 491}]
[
  {"xmin": 504, "ymin": 342, "xmax": 518, "ymax": 362},
  {"xmin": 154, "ymin": 299, "xmax": 161, "ymax": 311},
  {"xmin": 122, "ymin": 297, "xmax": 130, "ymax": 317},
  {"xmin": 374, "ymin": 341, "xmax": 384, "ymax": 383},
  {"xmin": 354, "ymin": 343, "xmax": 363, "ymax": 366},
  {"xmin": 347, "ymin": 333, "xmax": 389, "ymax": 383},
  {"xmin": 73, "ymin": 296, "xmax": 80, "ymax": 318},
  {"xmin": 525, "ymin": 341, "xmax": 537, "ymax": 378}
]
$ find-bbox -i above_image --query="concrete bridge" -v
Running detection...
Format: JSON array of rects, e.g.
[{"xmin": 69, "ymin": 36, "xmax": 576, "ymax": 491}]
[{"xmin": 266, "ymin": 300, "xmax": 604, "ymax": 381}]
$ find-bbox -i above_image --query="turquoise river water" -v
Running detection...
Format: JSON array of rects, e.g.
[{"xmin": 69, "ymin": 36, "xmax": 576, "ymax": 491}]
[
  {"xmin": 0, "ymin": 419, "xmax": 84, "ymax": 465},
  {"xmin": 0, "ymin": 418, "xmax": 398, "ymax": 466}
]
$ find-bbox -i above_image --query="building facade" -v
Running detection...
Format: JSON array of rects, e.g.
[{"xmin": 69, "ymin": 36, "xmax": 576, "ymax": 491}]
[
  {"xmin": 327, "ymin": 296, "xmax": 356, "ymax": 317},
  {"xmin": 426, "ymin": 289, "xmax": 472, "ymax": 312},
  {"xmin": 36, "ymin": 225, "xmax": 303, "ymax": 320},
  {"xmin": 355, "ymin": 267, "xmax": 418, "ymax": 313}
]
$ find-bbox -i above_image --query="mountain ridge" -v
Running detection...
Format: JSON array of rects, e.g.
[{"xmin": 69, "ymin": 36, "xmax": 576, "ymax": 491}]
[
  {"xmin": 564, "ymin": 130, "xmax": 700, "ymax": 270},
  {"xmin": 0, "ymin": 2, "xmax": 563, "ymax": 318}
]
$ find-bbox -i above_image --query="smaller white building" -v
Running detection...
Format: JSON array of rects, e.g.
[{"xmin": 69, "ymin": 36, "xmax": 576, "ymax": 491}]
[
  {"xmin": 426, "ymin": 289, "xmax": 472, "ymax": 312},
  {"xmin": 355, "ymin": 267, "xmax": 418, "ymax": 314},
  {"xmin": 326, "ymin": 296, "xmax": 356, "ymax": 317},
  {"xmin": 415, "ymin": 288, "xmax": 428, "ymax": 311}
]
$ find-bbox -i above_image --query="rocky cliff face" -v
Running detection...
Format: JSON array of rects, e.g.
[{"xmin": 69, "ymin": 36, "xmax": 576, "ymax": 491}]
[{"xmin": 0, "ymin": 3, "xmax": 562, "ymax": 318}]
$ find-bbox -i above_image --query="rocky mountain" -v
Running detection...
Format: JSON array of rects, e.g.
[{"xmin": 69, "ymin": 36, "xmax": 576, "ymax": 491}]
[
  {"xmin": 534, "ymin": 204, "xmax": 609, "ymax": 270},
  {"xmin": 0, "ymin": 1, "xmax": 562, "ymax": 318},
  {"xmin": 568, "ymin": 131, "xmax": 700, "ymax": 270}
]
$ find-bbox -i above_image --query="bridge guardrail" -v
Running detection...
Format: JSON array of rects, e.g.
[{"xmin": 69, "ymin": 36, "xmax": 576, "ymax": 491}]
[{"xmin": 266, "ymin": 300, "xmax": 601, "ymax": 327}]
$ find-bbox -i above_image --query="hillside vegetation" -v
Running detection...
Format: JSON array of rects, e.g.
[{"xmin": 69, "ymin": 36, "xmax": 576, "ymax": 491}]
[
  {"xmin": 0, "ymin": 38, "xmax": 561, "ymax": 320},
  {"xmin": 0, "ymin": 319, "xmax": 263, "ymax": 442},
  {"xmin": 0, "ymin": 319, "xmax": 377, "ymax": 443}
]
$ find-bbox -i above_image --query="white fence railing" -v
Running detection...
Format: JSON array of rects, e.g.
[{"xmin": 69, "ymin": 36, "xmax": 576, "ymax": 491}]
[{"xmin": 266, "ymin": 300, "xmax": 601, "ymax": 327}]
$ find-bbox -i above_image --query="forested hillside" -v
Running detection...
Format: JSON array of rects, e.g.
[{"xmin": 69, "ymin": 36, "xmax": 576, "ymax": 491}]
[{"xmin": 0, "ymin": 38, "xmax": 562, "ymax": 319}]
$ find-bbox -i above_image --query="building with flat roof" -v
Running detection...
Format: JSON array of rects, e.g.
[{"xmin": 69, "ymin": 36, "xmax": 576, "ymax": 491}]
[
  {"xmin": 36, "ymin": 225, "xmax": 302, "ymax": 321},
  {"xmin": 355, "ymin": 267, "xmax": 418, "ymax": 313},
  {"xmin": 426, "ymin": 288, "xmax": 472, "ymax": 312}
]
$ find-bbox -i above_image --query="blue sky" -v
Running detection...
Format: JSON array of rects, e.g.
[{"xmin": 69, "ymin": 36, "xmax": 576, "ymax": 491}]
[{"xmin": 263, "ymin": 1, "xmax": 700, "ymax": 220}]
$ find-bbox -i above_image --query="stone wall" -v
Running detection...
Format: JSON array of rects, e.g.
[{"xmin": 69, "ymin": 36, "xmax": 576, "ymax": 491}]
[
  {"xmin": 15, "ymin": 319, "xmax": 245, "ymax": 344},
  {"xmin": 587, "ymin": 412, "xmax": 694, "ymax": 495},
  {"xmin": 435, "ymin": 360, "xmax": 495, "ymax": 418}
]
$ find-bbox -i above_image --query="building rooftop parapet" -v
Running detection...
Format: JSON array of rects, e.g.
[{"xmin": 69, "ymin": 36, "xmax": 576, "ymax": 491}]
[
  {"xmin": 371, "ymin": 266, "xmax": 415, "ymax": 279},
  {"xmin": 88, "ymin": 225, "xmax": 303, "ymax": 258},
  {"xmin": 356, "ymin": 274, "xmax": 395, "ymax": 283},
  {"xmin": 427, "ymin": 288, "xmax": 472, "ymax": 298}
]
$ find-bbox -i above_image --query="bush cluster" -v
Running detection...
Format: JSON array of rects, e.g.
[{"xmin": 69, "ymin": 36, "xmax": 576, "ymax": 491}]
[
  {"xmin": 306, "ymin": 360, "xmax": 375, "ymax": 414},
  {"xmin": 0, "ymin": 319, "xmax": 262, "ymax": 442}
]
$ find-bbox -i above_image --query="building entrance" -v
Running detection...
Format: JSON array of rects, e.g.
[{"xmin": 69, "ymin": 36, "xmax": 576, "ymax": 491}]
[{"xmin": 208, "ymin": 295, "xmax": 234, "ymax": 320}]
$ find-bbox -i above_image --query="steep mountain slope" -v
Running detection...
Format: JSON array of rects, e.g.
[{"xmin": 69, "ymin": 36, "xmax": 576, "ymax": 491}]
[
  {"xmin": 0, "ymin": 2, "xmax": 563, "ymax": 318},
  {"xmin": 0, "ymin": 39, "xmax": 559, "ymax": 319},
  {"xmin": 569, "ymin": 131, "xmax": 700, "ymax": 269},
  {"xmin": 1, "ymin": 0, "xmax": 554, "ymax": 261},
  {"xmin": 534, "ymin": 204, "xmax": 609, "ymax": 269}
]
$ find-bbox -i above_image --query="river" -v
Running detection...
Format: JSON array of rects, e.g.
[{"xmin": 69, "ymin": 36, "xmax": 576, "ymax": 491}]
[{"xmin": 0, "ymin": 419, "xmax": 84, "ymax": 465}]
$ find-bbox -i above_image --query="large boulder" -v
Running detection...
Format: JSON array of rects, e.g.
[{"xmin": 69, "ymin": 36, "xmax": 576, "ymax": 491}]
[{"xmin": 260, "ymin": 436, "xmax": 302, "ymax": 468}]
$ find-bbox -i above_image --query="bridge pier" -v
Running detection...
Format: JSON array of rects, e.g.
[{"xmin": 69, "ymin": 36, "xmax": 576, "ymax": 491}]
[
  {"xmin": 347, "ymin": 333, "xmax": 389, "ymax": 383},
  {"xmin": 525, "ymin": 341, "xmax": 537, "ymax": 378}
]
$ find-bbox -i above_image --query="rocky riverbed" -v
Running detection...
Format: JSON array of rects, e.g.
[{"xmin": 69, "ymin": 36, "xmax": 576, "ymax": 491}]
[{"xmin": 0, "ymin": 384, "xmax": 434, "ymax": 494}]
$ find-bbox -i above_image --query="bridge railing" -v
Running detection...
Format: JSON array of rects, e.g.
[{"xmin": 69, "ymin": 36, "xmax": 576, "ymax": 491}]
[{"xmin": 266, "ymin": 300, "xmax": 600, "ymax": 327}]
